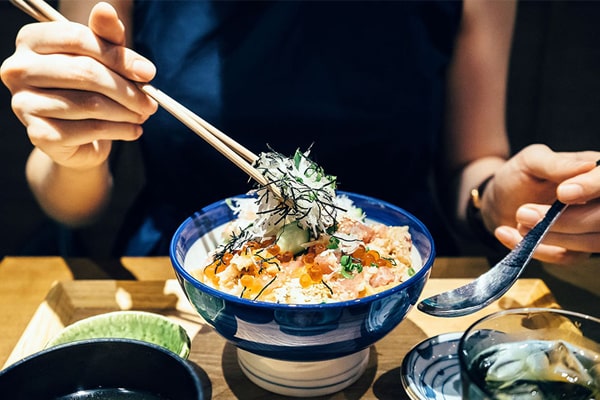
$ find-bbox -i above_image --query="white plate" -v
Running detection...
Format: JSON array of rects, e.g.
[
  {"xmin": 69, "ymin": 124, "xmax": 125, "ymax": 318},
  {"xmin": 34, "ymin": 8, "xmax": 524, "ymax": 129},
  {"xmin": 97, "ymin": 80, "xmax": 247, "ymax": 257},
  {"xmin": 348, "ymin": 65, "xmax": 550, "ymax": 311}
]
[{"xmin": 401, "ymin": 332, "xmax": 463, "ymax": 400}]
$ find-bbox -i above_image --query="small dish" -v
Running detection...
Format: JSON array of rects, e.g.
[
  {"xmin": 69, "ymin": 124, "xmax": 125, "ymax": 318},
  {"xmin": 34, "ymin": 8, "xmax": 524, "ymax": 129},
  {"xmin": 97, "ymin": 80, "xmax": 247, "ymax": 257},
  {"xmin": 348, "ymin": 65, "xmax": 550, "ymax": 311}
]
[
  {"xmin": 45, "ymin": 310, "xmax": 191, "ymax": 358},
  {"xmin": 401, "ymin": 332, "xmax": 462, "ymax": 400}
]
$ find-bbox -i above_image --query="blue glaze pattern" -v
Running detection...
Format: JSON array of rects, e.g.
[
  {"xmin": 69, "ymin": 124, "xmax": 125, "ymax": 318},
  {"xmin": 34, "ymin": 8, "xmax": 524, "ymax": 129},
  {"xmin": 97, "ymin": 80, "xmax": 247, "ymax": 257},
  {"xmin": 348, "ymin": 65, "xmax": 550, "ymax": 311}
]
[
  {"xmin": 401, "ymin": 332, "xmax": 463, "ymax": 400},
  {"xmin": 170, "ymin": 192, "xmax": 435, "ymax": 362}
]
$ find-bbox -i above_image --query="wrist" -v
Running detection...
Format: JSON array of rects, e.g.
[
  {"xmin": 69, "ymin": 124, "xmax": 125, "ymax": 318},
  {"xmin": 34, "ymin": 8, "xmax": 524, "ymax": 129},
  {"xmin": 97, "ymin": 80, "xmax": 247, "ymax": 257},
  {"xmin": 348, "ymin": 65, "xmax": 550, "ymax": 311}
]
[
  {"xmin": 27, "ymin": 149, "xmax": 113, "ymax": 226},
  {"xmin": 466, "ymin": 174, "xmax": 501, "ymax": 248}
]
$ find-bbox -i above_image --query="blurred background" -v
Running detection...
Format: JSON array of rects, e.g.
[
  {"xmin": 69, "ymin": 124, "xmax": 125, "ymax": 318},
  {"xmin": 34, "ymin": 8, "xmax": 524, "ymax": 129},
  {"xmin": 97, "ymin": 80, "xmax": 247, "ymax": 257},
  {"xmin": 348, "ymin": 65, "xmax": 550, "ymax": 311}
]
[{"xmin": 1, "ymin": 0, "xmax": 599, "ymax": 259}]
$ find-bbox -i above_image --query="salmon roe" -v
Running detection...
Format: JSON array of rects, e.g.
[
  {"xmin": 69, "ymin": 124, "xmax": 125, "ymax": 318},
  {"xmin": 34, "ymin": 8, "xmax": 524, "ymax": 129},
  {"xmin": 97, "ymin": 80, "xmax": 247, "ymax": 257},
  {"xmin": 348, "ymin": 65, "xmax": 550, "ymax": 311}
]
[
  {"xmin": 299, "ymin": 273, "xmax": 312, "ymax": 288},
  {"xmin": 307, "ymin": 264, "xmax": 323, "ymax": 281},
  {"xmin": 276, "ymin": 251, "xmax": 293, "ymax": 263}
]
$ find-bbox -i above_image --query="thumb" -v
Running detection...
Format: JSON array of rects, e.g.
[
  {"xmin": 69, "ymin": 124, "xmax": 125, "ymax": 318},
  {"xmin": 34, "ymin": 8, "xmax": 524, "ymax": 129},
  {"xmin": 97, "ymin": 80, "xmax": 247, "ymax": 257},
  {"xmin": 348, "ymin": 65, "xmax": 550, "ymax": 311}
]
[
  {"xmin": 88, "ymin": 2, "xmax": 126, "ymax": 45},
  {"xmin": 85, "ymin": 2, "xmax": 155, "ymax": 82}
]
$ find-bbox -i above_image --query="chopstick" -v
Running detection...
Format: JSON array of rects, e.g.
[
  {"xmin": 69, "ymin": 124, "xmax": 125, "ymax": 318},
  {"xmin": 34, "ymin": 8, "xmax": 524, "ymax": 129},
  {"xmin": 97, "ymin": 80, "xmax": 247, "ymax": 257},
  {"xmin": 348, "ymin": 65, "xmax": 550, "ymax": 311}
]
[
  {"xmin": 139, "ymin": 84, "xmax": 259, "ymax": 166},
  {"xmin": 11, "ymin": 0, "xmax": 64, "ymax": 22},
  {"xmin": 10, "ymin": 0, "xmax": 275, "ymax": 189}
]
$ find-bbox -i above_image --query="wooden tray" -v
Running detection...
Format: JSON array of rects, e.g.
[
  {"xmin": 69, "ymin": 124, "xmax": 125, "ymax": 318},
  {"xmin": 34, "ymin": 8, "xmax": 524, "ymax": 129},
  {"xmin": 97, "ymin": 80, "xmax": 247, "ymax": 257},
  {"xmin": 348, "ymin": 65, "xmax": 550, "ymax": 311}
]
[{"xmin": 5, "ymin": 279, "xmax": 558, "ymax": 399}]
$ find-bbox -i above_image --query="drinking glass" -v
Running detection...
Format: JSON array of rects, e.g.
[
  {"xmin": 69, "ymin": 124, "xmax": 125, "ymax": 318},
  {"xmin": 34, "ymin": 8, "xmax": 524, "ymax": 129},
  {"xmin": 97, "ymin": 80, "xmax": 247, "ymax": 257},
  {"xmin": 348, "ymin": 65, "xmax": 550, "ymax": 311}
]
[{"xmin": 458, "ymin": 308, "xmax": 600, "ymax": 399}]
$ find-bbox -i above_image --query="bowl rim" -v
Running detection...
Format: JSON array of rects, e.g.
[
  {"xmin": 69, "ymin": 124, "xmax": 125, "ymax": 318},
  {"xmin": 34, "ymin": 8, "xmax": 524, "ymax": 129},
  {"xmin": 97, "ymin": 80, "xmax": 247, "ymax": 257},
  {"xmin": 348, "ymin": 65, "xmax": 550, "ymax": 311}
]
[
  {"xmin": 457, "ymin": 307, "xmax": 600, "ymax": 397},
  {"xmin": 0, "ymin": 337, "xmax": 201, "ymax": 379},
  {"xmin": 170, "ymin": 191, "xmax": 436, "ymax": 309}
]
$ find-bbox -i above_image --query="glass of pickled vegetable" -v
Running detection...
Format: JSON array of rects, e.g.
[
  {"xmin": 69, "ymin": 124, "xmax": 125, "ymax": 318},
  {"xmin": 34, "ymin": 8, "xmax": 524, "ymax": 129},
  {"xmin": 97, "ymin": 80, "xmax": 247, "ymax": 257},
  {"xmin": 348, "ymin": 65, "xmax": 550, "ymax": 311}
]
[{"xmin": 458, "ymin": 308, "xmax": 600, "ymax": 399}]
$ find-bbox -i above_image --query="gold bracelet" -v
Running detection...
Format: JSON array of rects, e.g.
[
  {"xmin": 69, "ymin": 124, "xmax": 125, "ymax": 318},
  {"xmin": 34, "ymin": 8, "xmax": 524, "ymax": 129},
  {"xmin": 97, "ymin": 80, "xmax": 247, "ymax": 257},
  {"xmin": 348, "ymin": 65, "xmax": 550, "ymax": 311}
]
[{"xmin": 466, "ymin": 175, "xmax": 500, "ymax": 248}]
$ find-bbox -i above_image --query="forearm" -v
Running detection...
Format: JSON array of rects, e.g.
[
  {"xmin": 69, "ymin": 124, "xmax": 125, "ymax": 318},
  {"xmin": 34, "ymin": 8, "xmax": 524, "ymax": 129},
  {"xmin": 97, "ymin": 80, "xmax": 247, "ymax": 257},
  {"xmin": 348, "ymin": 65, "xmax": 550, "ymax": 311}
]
[
  {"xmin": 26, "ymin": 147, "xmax": 113, "ymax": 227},
  {"xmin": 442, "ymin": 0, "xmax": 515, "ymax": 236}
]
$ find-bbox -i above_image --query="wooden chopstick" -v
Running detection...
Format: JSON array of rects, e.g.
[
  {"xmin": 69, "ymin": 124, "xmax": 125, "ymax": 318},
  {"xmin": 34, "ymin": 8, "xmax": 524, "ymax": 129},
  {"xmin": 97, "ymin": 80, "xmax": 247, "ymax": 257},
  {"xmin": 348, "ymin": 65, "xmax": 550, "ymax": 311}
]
[
  {"xmin": 22, "ymin": 0, "xmax": 67, "ymax": 22},
  {"xmin": 137, "ymin": 84, "xmax": 257, "ymax": 164},
  {"xmin": 10, "ymin": 0, "xmax": 51, "ymax": 22},
  {"xmin": 10, "ymin": 0, "xmax": 274, "ymax": 189},
  {"xmin": 139, "ymin": 84, "xmax": 268, "ymax": 186}
]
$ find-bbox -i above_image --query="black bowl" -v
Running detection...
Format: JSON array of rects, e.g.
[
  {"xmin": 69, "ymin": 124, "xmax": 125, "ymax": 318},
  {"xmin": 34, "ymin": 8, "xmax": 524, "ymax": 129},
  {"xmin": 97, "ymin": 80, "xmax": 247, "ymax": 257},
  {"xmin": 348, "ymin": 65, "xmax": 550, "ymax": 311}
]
[{"xmin": 0, "ymin": 338, "xmax": 203, "ymax": 400}]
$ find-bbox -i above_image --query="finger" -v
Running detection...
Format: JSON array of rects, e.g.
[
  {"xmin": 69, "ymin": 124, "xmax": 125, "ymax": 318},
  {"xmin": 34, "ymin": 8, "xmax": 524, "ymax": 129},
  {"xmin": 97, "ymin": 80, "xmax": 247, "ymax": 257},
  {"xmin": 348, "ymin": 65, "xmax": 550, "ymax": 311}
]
[
  {"xmin": 516, "ymin": 144, "xmax": 598, "ymax": 184},
  {"xmin": 12, "ymin": 89, "xmax": 151, "ymax": 124},
  {"xmin": 10, "ymin": 52, "xmax": 156, "ymax": 116},
  {"xmin": 531, "ymin": 246, "xmax": 590, "ymax": 265},
  {"xmin": 25, "ymin": 116, "xmax": 143, "ymax": 150},
  {"xmin": 516, "ymin": 201, "xmax": 600, "ymax": 234},
  {"xmin": 534, "ymin": 247, "xmax": 591, "ymax": 265},
  {"xmin": 40, "ymin": 139, "xmax": 114, "ymax": 171},
  {"xmin": 16, "ymin": 21, "xmax": 155, "ymax": 82},
  {"xmin": 516, "ymin": 224, "xmax": 600, "ymax": 253},
  {"xmin": 557, "ymin": 159, "xmax": 600, "ymax": 204},
  {"xmin": 70, "ymin": 140, "xmax": 113, "ymax": 167},
  {"xmin": 494, "ymin": 226, "xmax": 592, "ymax": 265},
  {"xmin": 88, "ymin": 2, "xmax": 126, "ymax": 46}
]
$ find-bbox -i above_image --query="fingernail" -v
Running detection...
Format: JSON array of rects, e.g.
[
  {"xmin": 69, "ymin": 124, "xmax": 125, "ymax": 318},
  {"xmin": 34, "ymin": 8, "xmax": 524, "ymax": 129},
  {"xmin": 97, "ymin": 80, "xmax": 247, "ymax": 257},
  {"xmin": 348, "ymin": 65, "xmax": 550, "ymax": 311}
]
[
  {"xmin": 557, "ymin": 183, "xmax": 584, "ymax": 201},
  {"xmin": 132, "ymin": 59, "xmax": 156, "ymax": 81},
  {"xmin": 516, "ymin": 206, "xmax": 541, "ymax": 224},
  {"xmin": 495, "ymin": 226, "xmax": 514, "ymax": 242}
]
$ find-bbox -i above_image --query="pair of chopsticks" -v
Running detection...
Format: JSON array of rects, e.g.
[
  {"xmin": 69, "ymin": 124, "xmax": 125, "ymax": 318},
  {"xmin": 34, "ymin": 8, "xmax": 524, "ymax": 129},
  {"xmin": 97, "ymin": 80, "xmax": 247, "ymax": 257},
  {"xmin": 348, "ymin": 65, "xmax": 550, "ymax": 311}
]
[{"xmin": 10, "ymin": 0, "xmax": 275, "ymax": 189}]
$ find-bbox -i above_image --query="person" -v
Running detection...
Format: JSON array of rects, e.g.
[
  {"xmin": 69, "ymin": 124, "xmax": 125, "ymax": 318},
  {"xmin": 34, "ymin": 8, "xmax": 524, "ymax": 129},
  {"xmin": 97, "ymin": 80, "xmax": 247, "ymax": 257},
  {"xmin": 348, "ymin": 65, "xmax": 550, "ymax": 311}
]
[{"xmin": 1, "ymin": 0, "xmax": 599, "ymax": 264}]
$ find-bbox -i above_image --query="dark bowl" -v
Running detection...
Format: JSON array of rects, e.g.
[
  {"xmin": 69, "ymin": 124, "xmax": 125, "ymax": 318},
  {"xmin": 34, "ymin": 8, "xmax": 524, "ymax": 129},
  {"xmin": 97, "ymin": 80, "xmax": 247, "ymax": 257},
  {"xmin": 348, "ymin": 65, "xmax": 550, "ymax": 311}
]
[
  {"xmin": 170, "ymin": 191, "xmax": 435, "ymax": 363},
  {"xmin": 0, "ymin": 338, "xmax": 203, "ymax": 400}
]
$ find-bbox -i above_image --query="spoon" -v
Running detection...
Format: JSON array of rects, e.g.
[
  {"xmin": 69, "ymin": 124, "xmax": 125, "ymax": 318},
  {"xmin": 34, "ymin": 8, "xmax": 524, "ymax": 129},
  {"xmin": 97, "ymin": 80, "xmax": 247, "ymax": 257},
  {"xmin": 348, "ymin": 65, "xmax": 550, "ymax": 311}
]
[{"xmin": 418, "ymin": 160, "xmax": 600, "ymax": 317}]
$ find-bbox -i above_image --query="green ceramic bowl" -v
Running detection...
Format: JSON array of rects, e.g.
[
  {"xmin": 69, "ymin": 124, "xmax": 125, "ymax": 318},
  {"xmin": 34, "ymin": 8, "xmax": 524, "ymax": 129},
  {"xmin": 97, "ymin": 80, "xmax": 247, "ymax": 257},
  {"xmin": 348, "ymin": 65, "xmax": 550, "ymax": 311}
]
[{"xmin": 45, "ymin": 310, "xmax": 191, "ymax": 359}]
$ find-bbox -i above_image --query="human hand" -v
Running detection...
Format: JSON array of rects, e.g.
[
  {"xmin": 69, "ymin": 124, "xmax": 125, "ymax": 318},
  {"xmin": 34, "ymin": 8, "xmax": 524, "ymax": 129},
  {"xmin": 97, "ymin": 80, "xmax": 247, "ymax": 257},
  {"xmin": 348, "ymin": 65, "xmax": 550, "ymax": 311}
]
[
  {"xmin": 0, "ymin": 2, "xmax": 157, "ymax": 170},
  {"xmin": 483, "ymin": 144, "xmax": 600, "ymax": 264}
]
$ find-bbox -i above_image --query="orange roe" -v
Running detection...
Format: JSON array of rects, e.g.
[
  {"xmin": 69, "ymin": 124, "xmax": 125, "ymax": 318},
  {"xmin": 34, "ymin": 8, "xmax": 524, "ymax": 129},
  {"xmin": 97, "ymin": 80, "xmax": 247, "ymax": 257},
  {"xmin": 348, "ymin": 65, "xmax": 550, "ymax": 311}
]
[
  {"xmin": 366, "ymin": 249, "xmax": 380, "ymax": 260},
  {"xmin": 352, "ymin": 246, "xmax": 366, "ymax": 259},
  {"xmin": 269, "ymin": 244, "xmax": 281, "ymax": 255},
  {"xmin": 240, "ymin": 274, "xmax": 254, "ymax": 288},
  {"xmin": 299, "ymin": 273, "xmax": 312, "ymax": 288},
  {"xmin": 302, "ymin": 252, "xmax": 315, "ymax": 265},
  {"xmin": 221, "ymin": 252, "xmax": 233, "ymax": 265},
  {"xmin": 307, "ymin": 264, "xmax": 323, "ymax": 281},
  {"xmin": 312, "ymin": 243, "xmax": 327, "ymax": 255},
  {"xmin": 277, "ymin": 251, "xmax": 293, "ymax": 263}
]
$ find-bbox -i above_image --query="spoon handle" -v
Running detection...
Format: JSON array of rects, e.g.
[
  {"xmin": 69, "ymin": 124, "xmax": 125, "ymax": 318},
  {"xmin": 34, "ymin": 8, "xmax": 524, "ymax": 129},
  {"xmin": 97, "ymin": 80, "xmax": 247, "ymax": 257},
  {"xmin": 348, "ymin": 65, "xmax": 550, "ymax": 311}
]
[{"xmin": 501, "ymin": 199, "xmax": 566, "ymax": 268}]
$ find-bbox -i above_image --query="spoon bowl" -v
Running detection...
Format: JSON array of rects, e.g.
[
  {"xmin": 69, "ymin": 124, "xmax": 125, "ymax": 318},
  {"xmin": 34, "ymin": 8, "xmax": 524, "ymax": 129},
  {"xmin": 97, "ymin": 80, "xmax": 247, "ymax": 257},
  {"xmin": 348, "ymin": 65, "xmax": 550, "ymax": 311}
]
[{"xmin": 418, "ymin": 198, "xmax": 567, "ymax": 317}]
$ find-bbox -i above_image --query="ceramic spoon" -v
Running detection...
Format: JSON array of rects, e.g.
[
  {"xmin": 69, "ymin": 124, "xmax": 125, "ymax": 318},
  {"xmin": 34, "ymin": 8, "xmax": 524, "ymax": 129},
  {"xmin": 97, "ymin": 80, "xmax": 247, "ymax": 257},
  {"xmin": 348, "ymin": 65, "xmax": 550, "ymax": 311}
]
[{"xmin": 418, "ymin": 160, "xmax": 600, "ymax": 317}]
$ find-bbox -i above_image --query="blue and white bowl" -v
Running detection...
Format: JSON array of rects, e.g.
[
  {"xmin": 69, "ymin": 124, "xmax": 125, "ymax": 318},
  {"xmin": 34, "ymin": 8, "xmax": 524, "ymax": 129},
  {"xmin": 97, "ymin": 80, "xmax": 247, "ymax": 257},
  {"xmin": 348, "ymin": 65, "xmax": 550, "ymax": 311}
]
[{"xmin": 170, "ymin": 191, "xmax": 435, "ymax": 396}]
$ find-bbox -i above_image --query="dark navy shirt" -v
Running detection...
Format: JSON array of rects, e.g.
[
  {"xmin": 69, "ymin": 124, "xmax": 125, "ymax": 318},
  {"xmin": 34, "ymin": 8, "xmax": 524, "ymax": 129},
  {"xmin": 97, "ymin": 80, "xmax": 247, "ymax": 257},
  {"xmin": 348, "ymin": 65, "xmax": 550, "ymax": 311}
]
[{"xmin": 120, "ymin": 0, "xmax": 462, "ymax": 255}]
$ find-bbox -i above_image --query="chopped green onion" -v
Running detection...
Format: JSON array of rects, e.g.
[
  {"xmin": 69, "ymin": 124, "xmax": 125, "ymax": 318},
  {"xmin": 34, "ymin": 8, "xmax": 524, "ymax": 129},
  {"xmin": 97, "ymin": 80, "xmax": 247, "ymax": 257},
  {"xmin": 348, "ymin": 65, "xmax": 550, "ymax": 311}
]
[
  {"xmin": 341, "ymin": 256, "xmax": 363, "ymax": 279},
  {"xmin": 340, "ymin": 254, "xmax": 351, "ymax": 266},
  {"xmin": 327, "ymin": 237, "xmax": 340, "ymax": 249},
  {"xmin": 293, "ymin": 149, "xmax": 302, "ymax": 169}
]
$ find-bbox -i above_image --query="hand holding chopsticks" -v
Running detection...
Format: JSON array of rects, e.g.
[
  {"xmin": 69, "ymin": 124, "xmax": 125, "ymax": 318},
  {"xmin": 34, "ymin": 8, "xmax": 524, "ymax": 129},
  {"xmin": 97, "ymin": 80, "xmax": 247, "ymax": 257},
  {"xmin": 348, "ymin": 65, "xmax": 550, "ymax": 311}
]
[{"xmin": 10, "ymin": 0, "xmax": 275, "ymax": 190}]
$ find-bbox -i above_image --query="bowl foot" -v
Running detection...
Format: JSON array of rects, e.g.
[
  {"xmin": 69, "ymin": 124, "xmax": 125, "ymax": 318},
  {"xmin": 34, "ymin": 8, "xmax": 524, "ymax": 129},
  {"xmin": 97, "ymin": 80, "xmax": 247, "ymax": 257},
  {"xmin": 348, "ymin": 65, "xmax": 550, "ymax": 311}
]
[{"xmin": 237, "ymin": 347, "xmax": 370, "ymax": 397}]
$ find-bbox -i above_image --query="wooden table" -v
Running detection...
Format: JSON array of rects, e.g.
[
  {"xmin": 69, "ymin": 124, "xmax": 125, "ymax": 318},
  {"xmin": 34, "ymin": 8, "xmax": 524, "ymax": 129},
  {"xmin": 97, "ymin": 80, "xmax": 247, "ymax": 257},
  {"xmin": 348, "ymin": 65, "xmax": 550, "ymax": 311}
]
[{"xmin": 0, "ymin": 257, "xmax": 561, "ymax": 399}]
